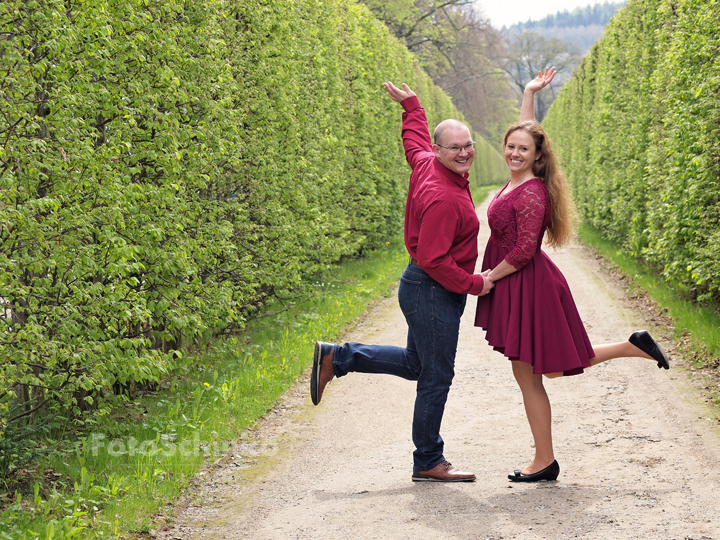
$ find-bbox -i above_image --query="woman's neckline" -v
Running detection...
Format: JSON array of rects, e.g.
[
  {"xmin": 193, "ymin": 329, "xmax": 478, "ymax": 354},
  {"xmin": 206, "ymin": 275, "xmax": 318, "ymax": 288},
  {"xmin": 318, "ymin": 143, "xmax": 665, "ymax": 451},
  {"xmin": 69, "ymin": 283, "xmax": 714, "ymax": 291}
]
[{"xmin": 496, "ymin": 176, "xmax": 539, "ymax": 199}]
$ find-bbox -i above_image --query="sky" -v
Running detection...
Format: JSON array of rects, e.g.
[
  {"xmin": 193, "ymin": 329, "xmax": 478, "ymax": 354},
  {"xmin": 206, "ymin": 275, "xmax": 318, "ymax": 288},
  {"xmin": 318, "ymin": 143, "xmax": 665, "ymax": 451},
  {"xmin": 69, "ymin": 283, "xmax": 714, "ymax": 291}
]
[{"xmin": 477, "ymin": 0, "xmax": 603, "ymax": 29}]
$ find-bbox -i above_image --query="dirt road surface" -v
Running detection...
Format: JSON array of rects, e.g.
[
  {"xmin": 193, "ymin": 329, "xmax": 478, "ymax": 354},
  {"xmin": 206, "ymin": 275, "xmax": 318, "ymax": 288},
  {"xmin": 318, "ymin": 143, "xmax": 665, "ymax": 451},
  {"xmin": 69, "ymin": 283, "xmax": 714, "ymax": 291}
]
[{"xmin": 158, "ymin": 197, "xmax": 720, "ymax": 540}]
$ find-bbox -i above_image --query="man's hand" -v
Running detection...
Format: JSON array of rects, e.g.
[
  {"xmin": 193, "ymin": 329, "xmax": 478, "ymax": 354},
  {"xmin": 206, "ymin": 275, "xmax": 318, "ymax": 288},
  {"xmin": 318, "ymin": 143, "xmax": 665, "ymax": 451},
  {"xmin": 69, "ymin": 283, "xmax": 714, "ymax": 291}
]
[
  {"xmin": 524, "ymin": 67, "xmax": 557, "ymax": 94},
  {"xmin": 479, "ymin": 270, "xmax": 494, "ymax": 296},
  {"xmin": 383, "ymin": 81, "xmax": 416, "ymax": 103}
]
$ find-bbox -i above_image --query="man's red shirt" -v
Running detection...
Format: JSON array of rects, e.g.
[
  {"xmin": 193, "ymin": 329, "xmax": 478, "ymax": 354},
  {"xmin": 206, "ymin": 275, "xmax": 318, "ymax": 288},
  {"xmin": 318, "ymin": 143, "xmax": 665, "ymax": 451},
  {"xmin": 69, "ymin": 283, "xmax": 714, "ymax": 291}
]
[{"xmin": 400, "ymin": 96, "xmax": 484, "ymax": 295}]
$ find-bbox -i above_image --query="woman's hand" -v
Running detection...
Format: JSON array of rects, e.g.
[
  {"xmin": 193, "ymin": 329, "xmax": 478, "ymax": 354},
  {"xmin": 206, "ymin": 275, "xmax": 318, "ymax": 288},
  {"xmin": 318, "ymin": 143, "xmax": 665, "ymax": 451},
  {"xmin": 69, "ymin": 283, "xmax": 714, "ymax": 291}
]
[
  {"xmin": 525, "ymin": 67, "xmax": 557, "ymax": 94},
  {"xmin": 480, "ymin": 270, "xmax": 494, "ymax": 296},
  {"xmin": 520, "ymin": 67, "xmax": 556, "ymax": 120},
  {"xmin": 485, "ymin": 261, "xmax": 518, "ymax": 283}
]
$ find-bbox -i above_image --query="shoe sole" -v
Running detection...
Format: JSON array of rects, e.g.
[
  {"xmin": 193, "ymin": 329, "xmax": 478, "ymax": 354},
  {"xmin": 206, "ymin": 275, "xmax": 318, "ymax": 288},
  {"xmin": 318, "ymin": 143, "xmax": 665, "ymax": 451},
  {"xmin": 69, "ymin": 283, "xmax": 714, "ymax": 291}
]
[
  {"xmin": 411, "ymin": 475, "xmax": 476, "ymax": 482},
  {"xmin": 508, "ymin": 477, "xmax": 558, "ymax": 482},
  {"xmin": 655, "ymin": 341, "xmax": 670, "ymax": 369},
  {"xmin": 310, "ymin": 341, "xmax": 322, "ymax": 405}
]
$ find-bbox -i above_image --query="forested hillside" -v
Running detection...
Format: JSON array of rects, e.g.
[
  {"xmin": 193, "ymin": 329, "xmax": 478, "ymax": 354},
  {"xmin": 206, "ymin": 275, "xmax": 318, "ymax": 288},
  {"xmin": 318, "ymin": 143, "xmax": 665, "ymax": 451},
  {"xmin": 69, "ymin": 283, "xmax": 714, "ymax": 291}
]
[
  {"xmin": 513, "ymin": 1, "xmax": 625, "ymax": 29},
  {"xmin": 0, "ymin": 0, "xmax": 505, "ymax": 471},
  {"xmin": 507, "ymin": 1, "xmax": 626, "ymax": 52},
  {"xmin": 545, "ymin": 0, "xmax": 720, "ymax": 304}
]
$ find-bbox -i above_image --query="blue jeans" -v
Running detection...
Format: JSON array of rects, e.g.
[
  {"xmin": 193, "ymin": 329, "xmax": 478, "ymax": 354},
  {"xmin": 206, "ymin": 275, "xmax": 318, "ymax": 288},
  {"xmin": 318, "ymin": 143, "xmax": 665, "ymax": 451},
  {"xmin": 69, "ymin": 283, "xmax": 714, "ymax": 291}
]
[{"xmin": 331, "ymin": 264, "xmax": 467, "ymax": 472}]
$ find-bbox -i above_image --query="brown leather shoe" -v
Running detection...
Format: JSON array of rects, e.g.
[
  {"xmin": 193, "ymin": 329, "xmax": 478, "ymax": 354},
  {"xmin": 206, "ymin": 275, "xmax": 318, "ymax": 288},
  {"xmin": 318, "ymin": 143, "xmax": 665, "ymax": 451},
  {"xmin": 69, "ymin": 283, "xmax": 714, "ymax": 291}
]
[
  {"xmin": 412, "ymin": 461, "xmax": 476, "ymax": 482},
  {"xmin": 310, "ymin": 341, "xmax": 335, "ymax": 405}
]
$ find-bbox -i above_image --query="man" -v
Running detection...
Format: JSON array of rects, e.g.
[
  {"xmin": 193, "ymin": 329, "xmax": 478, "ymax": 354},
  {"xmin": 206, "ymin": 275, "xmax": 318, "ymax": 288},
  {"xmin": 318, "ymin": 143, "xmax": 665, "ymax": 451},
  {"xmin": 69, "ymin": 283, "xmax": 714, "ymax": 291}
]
[{"xmin": 310, "ymin": 82, "xmax": 492, "ymax": 482}]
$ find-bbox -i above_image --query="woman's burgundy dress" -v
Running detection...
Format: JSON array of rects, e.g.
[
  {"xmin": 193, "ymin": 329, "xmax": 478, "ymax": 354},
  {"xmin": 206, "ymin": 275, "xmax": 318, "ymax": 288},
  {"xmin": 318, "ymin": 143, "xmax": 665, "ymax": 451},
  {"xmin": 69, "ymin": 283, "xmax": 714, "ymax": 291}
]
[{"xmin": 474, "ymin": 178, "xmax": 594, "ymax": 375}]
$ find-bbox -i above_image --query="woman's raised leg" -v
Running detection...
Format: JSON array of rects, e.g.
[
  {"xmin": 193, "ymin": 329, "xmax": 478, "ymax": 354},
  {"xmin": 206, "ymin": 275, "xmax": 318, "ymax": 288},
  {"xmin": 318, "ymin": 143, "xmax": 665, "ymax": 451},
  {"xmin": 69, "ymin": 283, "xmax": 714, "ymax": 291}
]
[
  {"xmin": 589, "ymin": 340, "xmax": 654, "ymax": 366},
  {"xmin": 543, "ymin": 338, "xmax": 661, "ymax": 379}
]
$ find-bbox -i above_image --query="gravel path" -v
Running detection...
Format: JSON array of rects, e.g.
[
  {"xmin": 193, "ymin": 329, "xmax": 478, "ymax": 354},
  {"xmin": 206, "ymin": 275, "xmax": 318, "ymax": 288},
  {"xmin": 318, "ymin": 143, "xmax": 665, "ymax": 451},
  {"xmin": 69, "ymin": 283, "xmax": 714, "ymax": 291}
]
[{"xmin": 158, "ymin": 196, "xmax": 720, "ymax": 540}]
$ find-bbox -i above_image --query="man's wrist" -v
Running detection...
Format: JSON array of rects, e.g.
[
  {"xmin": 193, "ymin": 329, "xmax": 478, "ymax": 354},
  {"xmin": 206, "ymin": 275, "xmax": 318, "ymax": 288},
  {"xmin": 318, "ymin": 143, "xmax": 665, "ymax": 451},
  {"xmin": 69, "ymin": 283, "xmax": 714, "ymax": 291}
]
[
  {"xmin": 400, "ymin": 95, "xmax": 421, "ymax": 112},
  {"xmin": 468, "ymin": 274, "xmax": 485, "ymax": 295}
]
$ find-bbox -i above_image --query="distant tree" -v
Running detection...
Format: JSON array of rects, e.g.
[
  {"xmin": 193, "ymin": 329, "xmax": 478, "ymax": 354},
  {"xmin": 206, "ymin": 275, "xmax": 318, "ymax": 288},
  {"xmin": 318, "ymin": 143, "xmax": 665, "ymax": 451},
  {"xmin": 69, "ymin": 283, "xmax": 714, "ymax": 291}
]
[
  {"xmin": 360, "ymin": 0, "xmax": 517, "ymax": 145},
  {"xmin": 361, "ymin": 0, "xmax": 478, "ymax": 66},
  {"xmin": 530, "ymin": 24, "xmax": 607, "ymax": 53},
  {"xmin": 434, "ymin": 9, "xmax": 517, "ymax": 146},
  {"xmin": 503, "ymin": 32, "xmax": 580, "ymax": 121}
]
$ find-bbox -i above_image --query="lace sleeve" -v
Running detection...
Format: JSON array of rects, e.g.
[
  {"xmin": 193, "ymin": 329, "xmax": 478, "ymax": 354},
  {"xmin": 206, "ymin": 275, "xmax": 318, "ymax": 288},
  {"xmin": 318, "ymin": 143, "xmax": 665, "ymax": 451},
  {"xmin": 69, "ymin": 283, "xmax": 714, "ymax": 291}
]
[{"xmin": 505, "ymin": 181, "xmax": 548, "ymax": 269}]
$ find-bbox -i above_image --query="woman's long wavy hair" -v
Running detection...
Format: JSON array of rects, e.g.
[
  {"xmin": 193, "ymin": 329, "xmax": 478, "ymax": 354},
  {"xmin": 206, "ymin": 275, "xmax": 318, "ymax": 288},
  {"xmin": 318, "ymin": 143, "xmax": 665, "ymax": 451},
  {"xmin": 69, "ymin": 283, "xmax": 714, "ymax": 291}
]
[{"xmin": 504, "ymin": 120, "xmax": 577, "ymax": 249}]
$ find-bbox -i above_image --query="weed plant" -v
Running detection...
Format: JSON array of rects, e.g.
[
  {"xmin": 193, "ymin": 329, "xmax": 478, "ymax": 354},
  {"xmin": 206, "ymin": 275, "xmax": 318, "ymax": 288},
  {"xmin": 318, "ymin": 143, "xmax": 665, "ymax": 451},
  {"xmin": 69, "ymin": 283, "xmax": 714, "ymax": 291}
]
[{"xmin": 0, "ymin": 240, "xmax": 407, "ymax": 539}]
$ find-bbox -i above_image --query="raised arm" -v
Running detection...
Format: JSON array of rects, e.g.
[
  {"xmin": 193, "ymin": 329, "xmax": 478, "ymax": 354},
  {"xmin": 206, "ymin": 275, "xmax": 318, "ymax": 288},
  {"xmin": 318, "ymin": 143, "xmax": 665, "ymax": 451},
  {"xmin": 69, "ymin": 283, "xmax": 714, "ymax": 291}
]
[
  {"xmin": 519, "ymin": 67, "xmax": 557, "ymax": 122},
  {"xmin": 383, "ymin": 81, "xmax": 432, "ymax": 169}
]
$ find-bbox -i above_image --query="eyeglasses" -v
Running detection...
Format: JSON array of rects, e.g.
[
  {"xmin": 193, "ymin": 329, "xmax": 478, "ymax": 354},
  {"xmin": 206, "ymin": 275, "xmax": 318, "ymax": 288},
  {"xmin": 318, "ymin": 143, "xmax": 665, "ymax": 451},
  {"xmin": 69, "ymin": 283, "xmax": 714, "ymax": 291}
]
[{"xmin": 436, "ymin": 141, "xmax": 476, "ymax": 154}]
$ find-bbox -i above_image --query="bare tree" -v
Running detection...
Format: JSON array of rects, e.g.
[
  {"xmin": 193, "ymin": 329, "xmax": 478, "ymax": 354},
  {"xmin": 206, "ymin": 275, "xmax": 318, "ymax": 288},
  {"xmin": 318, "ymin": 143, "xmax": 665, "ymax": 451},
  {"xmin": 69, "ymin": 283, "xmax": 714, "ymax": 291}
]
[
  {"xmin": 503, "ymin": 31, "xmax": 580, "ymax": 121},
  {"xmin": 434, "ymin": 8, "xmax": 517, "ymax": 146},
  {"xmin": 362, "ymin": 0, "xmax": 479, "ymax": 67},
  {"xmin": 360, "ymin": 0, "xmax": 517, "ymax": 145}
]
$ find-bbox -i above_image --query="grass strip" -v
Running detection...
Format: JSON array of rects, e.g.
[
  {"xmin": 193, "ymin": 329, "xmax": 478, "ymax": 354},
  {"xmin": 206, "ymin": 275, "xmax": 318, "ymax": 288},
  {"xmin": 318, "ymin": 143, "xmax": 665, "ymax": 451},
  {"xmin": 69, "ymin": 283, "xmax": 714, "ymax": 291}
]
[
  {"xmin": 0, "ymin": 184, "xmax": 501, "ymax": 539},
  {"xmin": 0, "ymin": 239, "xmax": 408, "ymax": 539}
]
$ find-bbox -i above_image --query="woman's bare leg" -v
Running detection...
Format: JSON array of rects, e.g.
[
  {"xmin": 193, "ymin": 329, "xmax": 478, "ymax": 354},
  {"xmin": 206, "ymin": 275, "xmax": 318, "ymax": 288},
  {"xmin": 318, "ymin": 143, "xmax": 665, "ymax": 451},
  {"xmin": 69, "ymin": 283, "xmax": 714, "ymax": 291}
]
[
  {"xmin": 543, "ymin": 339, "xmax": 657, "ymax": 379},
  {"xmin": 589, "ymin": 340, "xmax": 654, "ymax": 366},
  {"xmin": 512, "ymin": 360, "xmax": 555, "ymax": 474}
]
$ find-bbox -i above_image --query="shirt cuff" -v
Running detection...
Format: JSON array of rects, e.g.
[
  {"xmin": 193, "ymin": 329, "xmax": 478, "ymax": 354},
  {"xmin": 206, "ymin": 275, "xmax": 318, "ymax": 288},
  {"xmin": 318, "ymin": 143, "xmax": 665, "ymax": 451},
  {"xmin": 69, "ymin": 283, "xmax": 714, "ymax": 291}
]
[
  {"xmin": 400, "ymin": 95, "xmax": 421, "ymax": 112},
  {"xmin": 468, "ymin": 274, "xmax": 486, "ymax": 296}
]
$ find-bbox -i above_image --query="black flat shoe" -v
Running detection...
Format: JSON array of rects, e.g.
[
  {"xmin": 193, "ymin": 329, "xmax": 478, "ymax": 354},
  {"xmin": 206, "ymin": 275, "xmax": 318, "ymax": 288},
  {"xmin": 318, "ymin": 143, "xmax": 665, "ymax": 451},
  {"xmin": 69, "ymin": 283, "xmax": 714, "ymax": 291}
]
[
  {"xmin": 508, "ymin": 460, "xmax": 560, "ymax": 482},
  {"xmin": 629, "ymin": 330, "xmax": 670, "ymax": 370}
]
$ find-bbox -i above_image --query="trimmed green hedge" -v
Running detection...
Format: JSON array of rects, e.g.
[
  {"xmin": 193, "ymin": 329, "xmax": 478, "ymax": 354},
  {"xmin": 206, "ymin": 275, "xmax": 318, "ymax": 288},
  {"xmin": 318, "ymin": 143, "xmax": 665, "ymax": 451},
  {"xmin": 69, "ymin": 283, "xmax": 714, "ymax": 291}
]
[
  {"xmin": 545, "ymin": 0, "xmax": 720, "ymax": 303},
  {"xmin": 473, "ymin": 135, "xmax": 507, "ymax": 186},
  {"xmin": 0, "ymin": 0, "xmax": 503, "ymax": 451}
]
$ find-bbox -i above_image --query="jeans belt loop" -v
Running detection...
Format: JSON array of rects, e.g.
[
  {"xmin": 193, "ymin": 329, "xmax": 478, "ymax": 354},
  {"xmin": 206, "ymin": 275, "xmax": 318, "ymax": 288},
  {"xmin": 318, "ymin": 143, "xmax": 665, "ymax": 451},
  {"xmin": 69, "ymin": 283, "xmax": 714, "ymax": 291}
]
[{"xmin": 409, "ymin": 257, "xmax": 420, "ymax": 267}]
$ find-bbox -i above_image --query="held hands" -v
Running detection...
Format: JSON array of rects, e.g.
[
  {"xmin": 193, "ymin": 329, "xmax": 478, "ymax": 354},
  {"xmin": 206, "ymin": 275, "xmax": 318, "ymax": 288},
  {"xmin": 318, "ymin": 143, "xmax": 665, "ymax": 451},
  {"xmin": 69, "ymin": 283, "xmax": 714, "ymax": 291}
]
[
  {"xmin": 383, "ymin": 81, "xmax": 416, "ymax": 103},
  {"xmin": 525, "ymin": 67, "xmax": 557, "ymax": 94},
  {"xmin": 480, "ymin": 269, "xmax": 494, "ymax": 296}
]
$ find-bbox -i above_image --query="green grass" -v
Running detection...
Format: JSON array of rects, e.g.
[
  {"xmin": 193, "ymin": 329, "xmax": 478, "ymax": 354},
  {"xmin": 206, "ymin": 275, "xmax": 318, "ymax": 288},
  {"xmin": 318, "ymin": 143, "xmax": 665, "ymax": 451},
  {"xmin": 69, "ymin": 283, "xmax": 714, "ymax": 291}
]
[
  {"xmin": 578, "ymin": 224, "xmax": 720, "ymax": 366},
  {"xmin": 0, "ymin": 239, "xmax": 409, "ymax": 539}
]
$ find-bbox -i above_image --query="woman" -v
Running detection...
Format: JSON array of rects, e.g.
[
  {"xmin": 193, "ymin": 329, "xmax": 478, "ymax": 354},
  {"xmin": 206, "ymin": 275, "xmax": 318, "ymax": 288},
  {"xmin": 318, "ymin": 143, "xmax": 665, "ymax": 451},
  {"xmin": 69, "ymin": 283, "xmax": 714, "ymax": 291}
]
[{"xmin": 474, "ymin": 68, "xmax": 670, "ymax": 483}]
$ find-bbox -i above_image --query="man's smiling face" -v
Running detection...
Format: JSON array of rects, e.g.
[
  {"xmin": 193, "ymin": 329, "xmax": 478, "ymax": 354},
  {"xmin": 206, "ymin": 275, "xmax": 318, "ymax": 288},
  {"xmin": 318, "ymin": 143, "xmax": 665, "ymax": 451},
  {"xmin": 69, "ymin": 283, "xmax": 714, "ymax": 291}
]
[{"xmin": 433, "ymin": 126, "xmax": 475, "ymax": 176}]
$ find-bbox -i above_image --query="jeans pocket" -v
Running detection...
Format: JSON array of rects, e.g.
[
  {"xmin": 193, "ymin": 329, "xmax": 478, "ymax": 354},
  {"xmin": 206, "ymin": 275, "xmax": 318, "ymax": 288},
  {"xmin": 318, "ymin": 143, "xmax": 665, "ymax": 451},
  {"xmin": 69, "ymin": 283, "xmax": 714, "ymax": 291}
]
[{"xmin": 399, "ymin": 274, "xmax": 421, "ymax": 316}]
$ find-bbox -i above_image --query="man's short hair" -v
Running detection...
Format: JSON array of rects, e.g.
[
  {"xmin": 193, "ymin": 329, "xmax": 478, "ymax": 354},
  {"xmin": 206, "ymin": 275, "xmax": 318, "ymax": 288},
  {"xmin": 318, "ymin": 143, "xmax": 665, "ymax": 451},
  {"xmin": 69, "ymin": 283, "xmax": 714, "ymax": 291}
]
[{"xmin": 433, "ymin": 119, "xmax": 470, "ymax": 145}]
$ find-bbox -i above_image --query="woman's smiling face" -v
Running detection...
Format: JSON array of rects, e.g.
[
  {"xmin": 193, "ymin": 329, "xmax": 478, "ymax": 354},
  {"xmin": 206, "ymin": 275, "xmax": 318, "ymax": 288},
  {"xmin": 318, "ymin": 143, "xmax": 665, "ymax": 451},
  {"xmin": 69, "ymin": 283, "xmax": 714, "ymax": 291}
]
[{"xmin": 504, "ymin": 129, "xmax": 539, "ymax": 177}]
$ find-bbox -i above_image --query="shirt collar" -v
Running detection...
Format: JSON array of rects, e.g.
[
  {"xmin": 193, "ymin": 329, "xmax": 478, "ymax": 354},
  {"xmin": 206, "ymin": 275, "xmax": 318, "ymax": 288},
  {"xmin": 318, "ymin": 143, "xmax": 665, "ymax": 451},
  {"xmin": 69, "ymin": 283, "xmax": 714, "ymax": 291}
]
[{"xmin": 434, "ymin": 157, "xmax": 470, "ymax": 188}]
